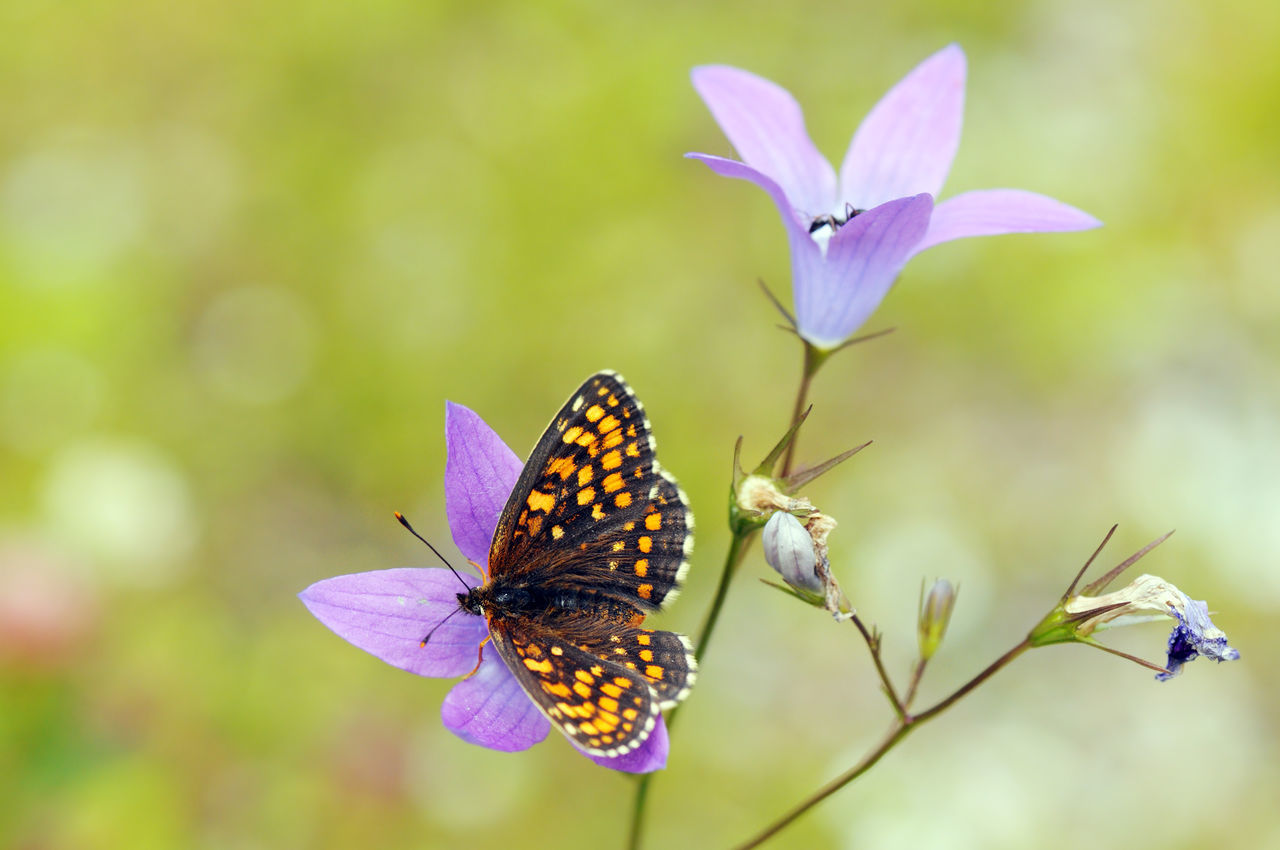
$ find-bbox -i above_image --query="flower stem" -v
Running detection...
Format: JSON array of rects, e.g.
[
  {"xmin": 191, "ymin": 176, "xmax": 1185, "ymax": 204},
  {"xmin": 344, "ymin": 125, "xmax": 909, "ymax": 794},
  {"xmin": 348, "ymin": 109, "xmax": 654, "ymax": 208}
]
[
  {"xmin": 625, "ymin": 527, "xmax": 756, "ymax": 850},
  {"xmin": 902, "ymin": 659, "xmax": 927, "ymax": 709},
  {"xmin": 848, "ymin": 614, "xmax": 906, "ymax": 720},
  {"xmin": 779, "ymin": 343, "xmax": 823, "ymax": 478},
  {"xmin": 734, "ymin": 638, "xmax": 1032, "ymax": 847}
]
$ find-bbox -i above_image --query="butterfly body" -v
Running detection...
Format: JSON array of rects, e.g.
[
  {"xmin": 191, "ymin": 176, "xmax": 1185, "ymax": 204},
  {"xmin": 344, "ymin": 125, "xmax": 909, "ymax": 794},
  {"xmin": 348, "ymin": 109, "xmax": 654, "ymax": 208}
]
[{"xmin": 464, "ymin": 371, "xmax": 696, "ymax": 758}]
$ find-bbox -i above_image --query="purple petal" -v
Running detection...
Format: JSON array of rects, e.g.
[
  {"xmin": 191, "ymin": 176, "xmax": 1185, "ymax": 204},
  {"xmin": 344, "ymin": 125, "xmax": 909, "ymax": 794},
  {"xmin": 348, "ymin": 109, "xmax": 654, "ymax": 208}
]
[
  {"xmin": 686, "ymin": 153, "xmax": 822, "ymax": 259},
  {"xmin": 299, "ymin": 568, "xmax": 487, "ymax": 678},
  {"xmin": 441, "ymin": 643, "xmax": 552, "ymax": 751},
  {"xmin": 692, "ymin": 65, "xmax": 837, "ymax": 218},
  {"xmin": 910, "ymin": 189, "xmax": 1102, "ymax": 257},
  {"xmin": 586, "ymin": 716, "xmax": 669, "ymax": 773},
  {"xmin": 796, "ymin": 194, "xmax": 934, "ymax": 348},
  {"xmin": 839, "ymin": 44, "xmax": 966, "ymax": 210},
  {"xmin": 445, "ymin": 401, "xmax": 523, "ymax": 567}
]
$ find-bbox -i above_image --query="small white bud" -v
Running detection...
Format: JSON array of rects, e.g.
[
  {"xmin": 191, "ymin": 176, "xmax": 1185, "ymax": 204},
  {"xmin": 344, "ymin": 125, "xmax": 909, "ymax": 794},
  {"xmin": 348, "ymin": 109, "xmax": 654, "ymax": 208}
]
[{"xmin": 762, "ymin": 511, "xmax": 821, "ymax": 593}]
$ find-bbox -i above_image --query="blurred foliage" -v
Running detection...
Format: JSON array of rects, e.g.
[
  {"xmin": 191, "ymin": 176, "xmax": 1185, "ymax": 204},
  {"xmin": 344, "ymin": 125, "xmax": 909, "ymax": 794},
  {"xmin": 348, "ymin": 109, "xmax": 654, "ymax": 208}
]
[{"xmin": 1, "ymin": 0, "xmax": 1277, "ymax": 847}]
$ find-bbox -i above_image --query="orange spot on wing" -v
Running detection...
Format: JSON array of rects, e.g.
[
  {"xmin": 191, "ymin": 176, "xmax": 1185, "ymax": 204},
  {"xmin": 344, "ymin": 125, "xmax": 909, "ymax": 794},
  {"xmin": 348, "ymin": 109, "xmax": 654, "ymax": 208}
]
[
  {"xmin": 645, "ymin": 665, "xmax": 663, "ymax": 680},
  {"xmin": 634, "ymin": 559, "xmax": 648, "ymax": 577},
  {"xmin": 638, "ymin": 583, "xmax": 653, "ymax": 600},
  {"xmin": 577, "ymin": 486, "xmax": 596, "ymax": 506},
  {"xmin": 603, "ymin": 472, "xmax": 625, "ymax": 493},
  {"xmin": 601, "ymin": 450, "xmax": 622, "ymax": 470},
  {"xmin": 645, "ymin": 512, "xmax": 662, "ymax": 531},
  {"xmin": 586, "ymin": 404, "xmax": 605, "ymax": 422},
  {"xmin": 526, "ymin": 490, "xmax": 556, "ymax": 514},
  {"xmin": 637, "ymin": 536, "xmax": 651, "ymax": 553}
]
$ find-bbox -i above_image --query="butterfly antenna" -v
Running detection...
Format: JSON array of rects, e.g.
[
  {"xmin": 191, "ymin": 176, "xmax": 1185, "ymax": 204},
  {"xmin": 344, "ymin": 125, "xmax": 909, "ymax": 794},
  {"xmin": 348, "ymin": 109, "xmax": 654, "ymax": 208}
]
[
  {"xmin": 419, "ymin": 605, "xmax": 466, "ymax": 648},
  {"xmin": 394, "ymin": 512, "xmax": 472, "ymax": 592}
]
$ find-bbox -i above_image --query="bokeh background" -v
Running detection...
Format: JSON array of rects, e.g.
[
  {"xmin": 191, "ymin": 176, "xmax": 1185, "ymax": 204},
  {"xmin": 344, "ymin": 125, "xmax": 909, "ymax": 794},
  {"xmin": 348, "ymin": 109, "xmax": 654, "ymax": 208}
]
[{"xmin": 2, "ymin": 0, "xmax": 1276, "ymax": 847}]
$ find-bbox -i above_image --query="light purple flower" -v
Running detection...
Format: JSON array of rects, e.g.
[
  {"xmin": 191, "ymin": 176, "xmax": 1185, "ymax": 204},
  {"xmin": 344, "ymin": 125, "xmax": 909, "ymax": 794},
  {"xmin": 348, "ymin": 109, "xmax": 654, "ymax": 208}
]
[
  {"xmin": 299, "ymin": 402, "xmax": 669, "ymax": 773},
  {"xmin": 689, "ymin": 44, "xmax": 1101, "ymax": 349}
]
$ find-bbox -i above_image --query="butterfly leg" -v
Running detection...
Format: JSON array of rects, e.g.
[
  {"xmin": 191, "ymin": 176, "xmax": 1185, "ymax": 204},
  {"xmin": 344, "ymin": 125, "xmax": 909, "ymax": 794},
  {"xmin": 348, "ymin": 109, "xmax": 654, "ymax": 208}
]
[{"xmin": 460, "ymin": 634, "xmax": 491, "ymax": 680}]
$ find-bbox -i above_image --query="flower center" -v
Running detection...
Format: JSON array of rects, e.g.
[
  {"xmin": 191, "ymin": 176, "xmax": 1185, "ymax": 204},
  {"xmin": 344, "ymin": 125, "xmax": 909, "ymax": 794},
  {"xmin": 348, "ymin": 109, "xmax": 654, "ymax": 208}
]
[{"xmin": 808, "ymin": 204, "xmax": 864, "ymax": 235}]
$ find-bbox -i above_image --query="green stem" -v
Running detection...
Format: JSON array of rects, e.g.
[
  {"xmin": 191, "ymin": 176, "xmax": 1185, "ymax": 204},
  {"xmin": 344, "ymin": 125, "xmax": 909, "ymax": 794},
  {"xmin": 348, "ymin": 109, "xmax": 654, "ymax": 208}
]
[
  {"xmin": 779, "ymin": 343, "xmax": 824, "ymax": 478},
  {"xmin": 735, "ymin": 638, "xmax": 1032, "ymax": 848},
  {"xmin": 625, "ymin": 528, "xmax": 756, "ymax": 850}
]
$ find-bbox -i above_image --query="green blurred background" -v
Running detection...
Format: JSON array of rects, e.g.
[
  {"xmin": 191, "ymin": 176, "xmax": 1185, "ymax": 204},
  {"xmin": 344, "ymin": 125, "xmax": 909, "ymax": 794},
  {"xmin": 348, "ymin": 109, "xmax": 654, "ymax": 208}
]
[{"xmin": 2, "ymin": 0, "xmax": 1275, "ymax": 847}]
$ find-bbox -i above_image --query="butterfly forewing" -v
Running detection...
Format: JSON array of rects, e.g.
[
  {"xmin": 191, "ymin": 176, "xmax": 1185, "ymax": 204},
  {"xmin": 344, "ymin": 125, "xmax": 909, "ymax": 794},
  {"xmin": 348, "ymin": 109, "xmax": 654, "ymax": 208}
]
[{"xmin": 488, "ymin": 371, "xmax": 691, "ymax": 612}]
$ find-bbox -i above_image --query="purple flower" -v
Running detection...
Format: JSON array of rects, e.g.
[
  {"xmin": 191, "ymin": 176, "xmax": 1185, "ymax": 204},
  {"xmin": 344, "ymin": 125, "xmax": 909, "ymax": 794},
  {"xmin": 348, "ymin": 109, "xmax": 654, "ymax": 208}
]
[
  {"xmin": 299, "ymin": 402, "xmax": 669, "ymax": 773},
  {"xmin": 689, "ymin": 44, "xmax": 1102, "ymax": 349},
  {"xmin": 1062, "ymin": 573, "xmax": 1241, "ymax": 680}
]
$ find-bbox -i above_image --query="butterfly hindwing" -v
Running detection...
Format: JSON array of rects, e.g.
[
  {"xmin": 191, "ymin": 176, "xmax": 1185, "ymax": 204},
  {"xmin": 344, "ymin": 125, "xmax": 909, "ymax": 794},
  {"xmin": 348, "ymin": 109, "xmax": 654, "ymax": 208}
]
[
  {"xmin": 488, "ymin": 616, "xmax": 662, "ymax": 756},
  {"xmin": 487, "ymin": 371, "xmax": 692, "ymax": 612}
]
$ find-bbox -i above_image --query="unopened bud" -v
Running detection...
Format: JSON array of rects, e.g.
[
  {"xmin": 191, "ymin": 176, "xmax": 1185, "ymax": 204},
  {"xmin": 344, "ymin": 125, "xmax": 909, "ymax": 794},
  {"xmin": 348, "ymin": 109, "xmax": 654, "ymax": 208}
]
[
  {"xmin": 917, "ymin": 578, "xmax": 957, "ymax": 661},
  {"xmin": 762, "ymin": 511, "xmax": 821, "ymax": 594}
]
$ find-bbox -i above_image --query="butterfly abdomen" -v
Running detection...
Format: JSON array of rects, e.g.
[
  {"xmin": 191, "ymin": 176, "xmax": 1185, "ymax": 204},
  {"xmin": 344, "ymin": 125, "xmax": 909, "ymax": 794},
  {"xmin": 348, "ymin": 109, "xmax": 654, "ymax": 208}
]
[{"xmin": 469, "ymin": 580, "xmax": 641, "ymax": 623}]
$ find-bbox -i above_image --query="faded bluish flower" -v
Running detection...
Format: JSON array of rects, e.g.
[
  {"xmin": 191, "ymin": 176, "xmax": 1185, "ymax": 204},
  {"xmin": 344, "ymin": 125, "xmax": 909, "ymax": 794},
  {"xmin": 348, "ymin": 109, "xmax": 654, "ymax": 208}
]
[
  {"xmin": 917, "ymin": 578, "xmax": 957, "ymax": 661},
  {"xmin": 689, "ymin": 44, "xmax": 1101, "ymax": 349},
  {"xmin": 1062, "ymin": 573, "xmax": 1241, "ymax": 681},
  {"xmin": 762, "ymin": 510, "xmax": 821, "ymax": 593},
  {"xmin": 299, "ymin": 402, "xmax": 667, "ymax": 773}
]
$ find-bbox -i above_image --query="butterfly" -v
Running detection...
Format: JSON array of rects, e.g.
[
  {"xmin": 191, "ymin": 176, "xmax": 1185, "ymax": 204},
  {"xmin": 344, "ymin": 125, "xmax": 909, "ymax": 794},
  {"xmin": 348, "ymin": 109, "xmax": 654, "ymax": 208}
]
[{"xmin": 457, "ymin": 371, "xmax": 696, "ymax": 757}]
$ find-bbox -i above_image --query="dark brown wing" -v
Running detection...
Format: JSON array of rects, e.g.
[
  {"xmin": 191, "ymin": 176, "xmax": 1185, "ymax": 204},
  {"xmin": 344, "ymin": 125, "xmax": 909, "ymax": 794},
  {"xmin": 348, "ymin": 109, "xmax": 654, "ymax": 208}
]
[
  {"xmin": 488, "ymin": 610, "xmax": 697, "ymax": 754},
  {"xmin": 486, "ymin": 371, "xmax": 693, "ymax": 612}
]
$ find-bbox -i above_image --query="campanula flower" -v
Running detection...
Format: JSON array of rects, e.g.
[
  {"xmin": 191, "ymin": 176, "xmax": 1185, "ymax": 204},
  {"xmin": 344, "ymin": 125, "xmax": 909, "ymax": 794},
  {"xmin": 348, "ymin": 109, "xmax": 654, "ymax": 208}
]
[
  {"xmin": 1062, "ymin": 573, "xmax": 1241, "ymax": 680},
  {"xmin": 689, "ymin": 44, "xmax": 1101, "ymax": 348},
  {"xmin": 299, "ymin": 402, "xmax": 668, "ymax": 772}
]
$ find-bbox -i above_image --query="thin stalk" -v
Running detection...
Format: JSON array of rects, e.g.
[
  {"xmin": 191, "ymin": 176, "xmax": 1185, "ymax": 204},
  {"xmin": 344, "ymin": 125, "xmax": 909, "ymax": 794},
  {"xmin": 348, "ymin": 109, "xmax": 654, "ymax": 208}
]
[
  {"xmin": 902, "ymin": 659, "xmax": 927, "ymax": 709},
  {"xmin": 779, "ymin": 343, "xmax": 823, "ymax": 477},
  {"xmin": 736, "ymin": 638, "xmax": 1033, "ymax": 847},
  {"xmin": 848, "ymin": 614, "xmax": 906, "ymax": 719},
  {"xmin": 735, "ymin": 723, "xmax": 911, "ymax": 850},
  {"xmin": 625, "ymin": 528, "xmax": 756, "ymax": 850}
]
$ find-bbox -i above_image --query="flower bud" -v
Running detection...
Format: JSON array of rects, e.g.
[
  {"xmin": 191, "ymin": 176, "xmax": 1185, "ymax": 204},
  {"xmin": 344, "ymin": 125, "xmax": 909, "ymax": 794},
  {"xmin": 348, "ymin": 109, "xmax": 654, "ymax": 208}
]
[
  {"xmin": 917, "ymin": 578, "xmax": 957, "ymax": 661},
  {"xmin": 762, "ymin": 511, "xmax": 822, "ymax": 594}
]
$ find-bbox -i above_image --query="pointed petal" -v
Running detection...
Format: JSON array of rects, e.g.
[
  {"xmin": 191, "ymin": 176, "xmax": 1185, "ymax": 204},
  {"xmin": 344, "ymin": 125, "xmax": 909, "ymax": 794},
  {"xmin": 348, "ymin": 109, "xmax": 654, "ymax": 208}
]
[
  {"xmin": 445, "ymin": 401, "xmax": 523, "ymax": 566},
  {"xmin": 796, "ymin": 194, "xmax": 934, "ymax": 348},
  {"xmin": 692, "ymin": 65, "xmax": 836, "ymax": 217},
  {"xmin": 299, "ymin": 568, "xmax": 487, "ymax": 678},
  {"xmin": 686, "ymin": 153, "xmax": 812, "ymax": 235},
  {"xmin": 441, "ymin": 644, "xmax": 552, "ymax": 751},
  {"xmin": 840, "ymin": 45, "xmax": 966, "ymax": 209},
  {"xmin": 688, "ymin": 153, "xmax": 827, "ymax": 332},
  {"xmin": 910, "ymin": 189, "xmax": 1102, "ymax": 257},
  {"xmin": 586, "ymin": 716, "xmax": 669, "ymax": 773}
]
